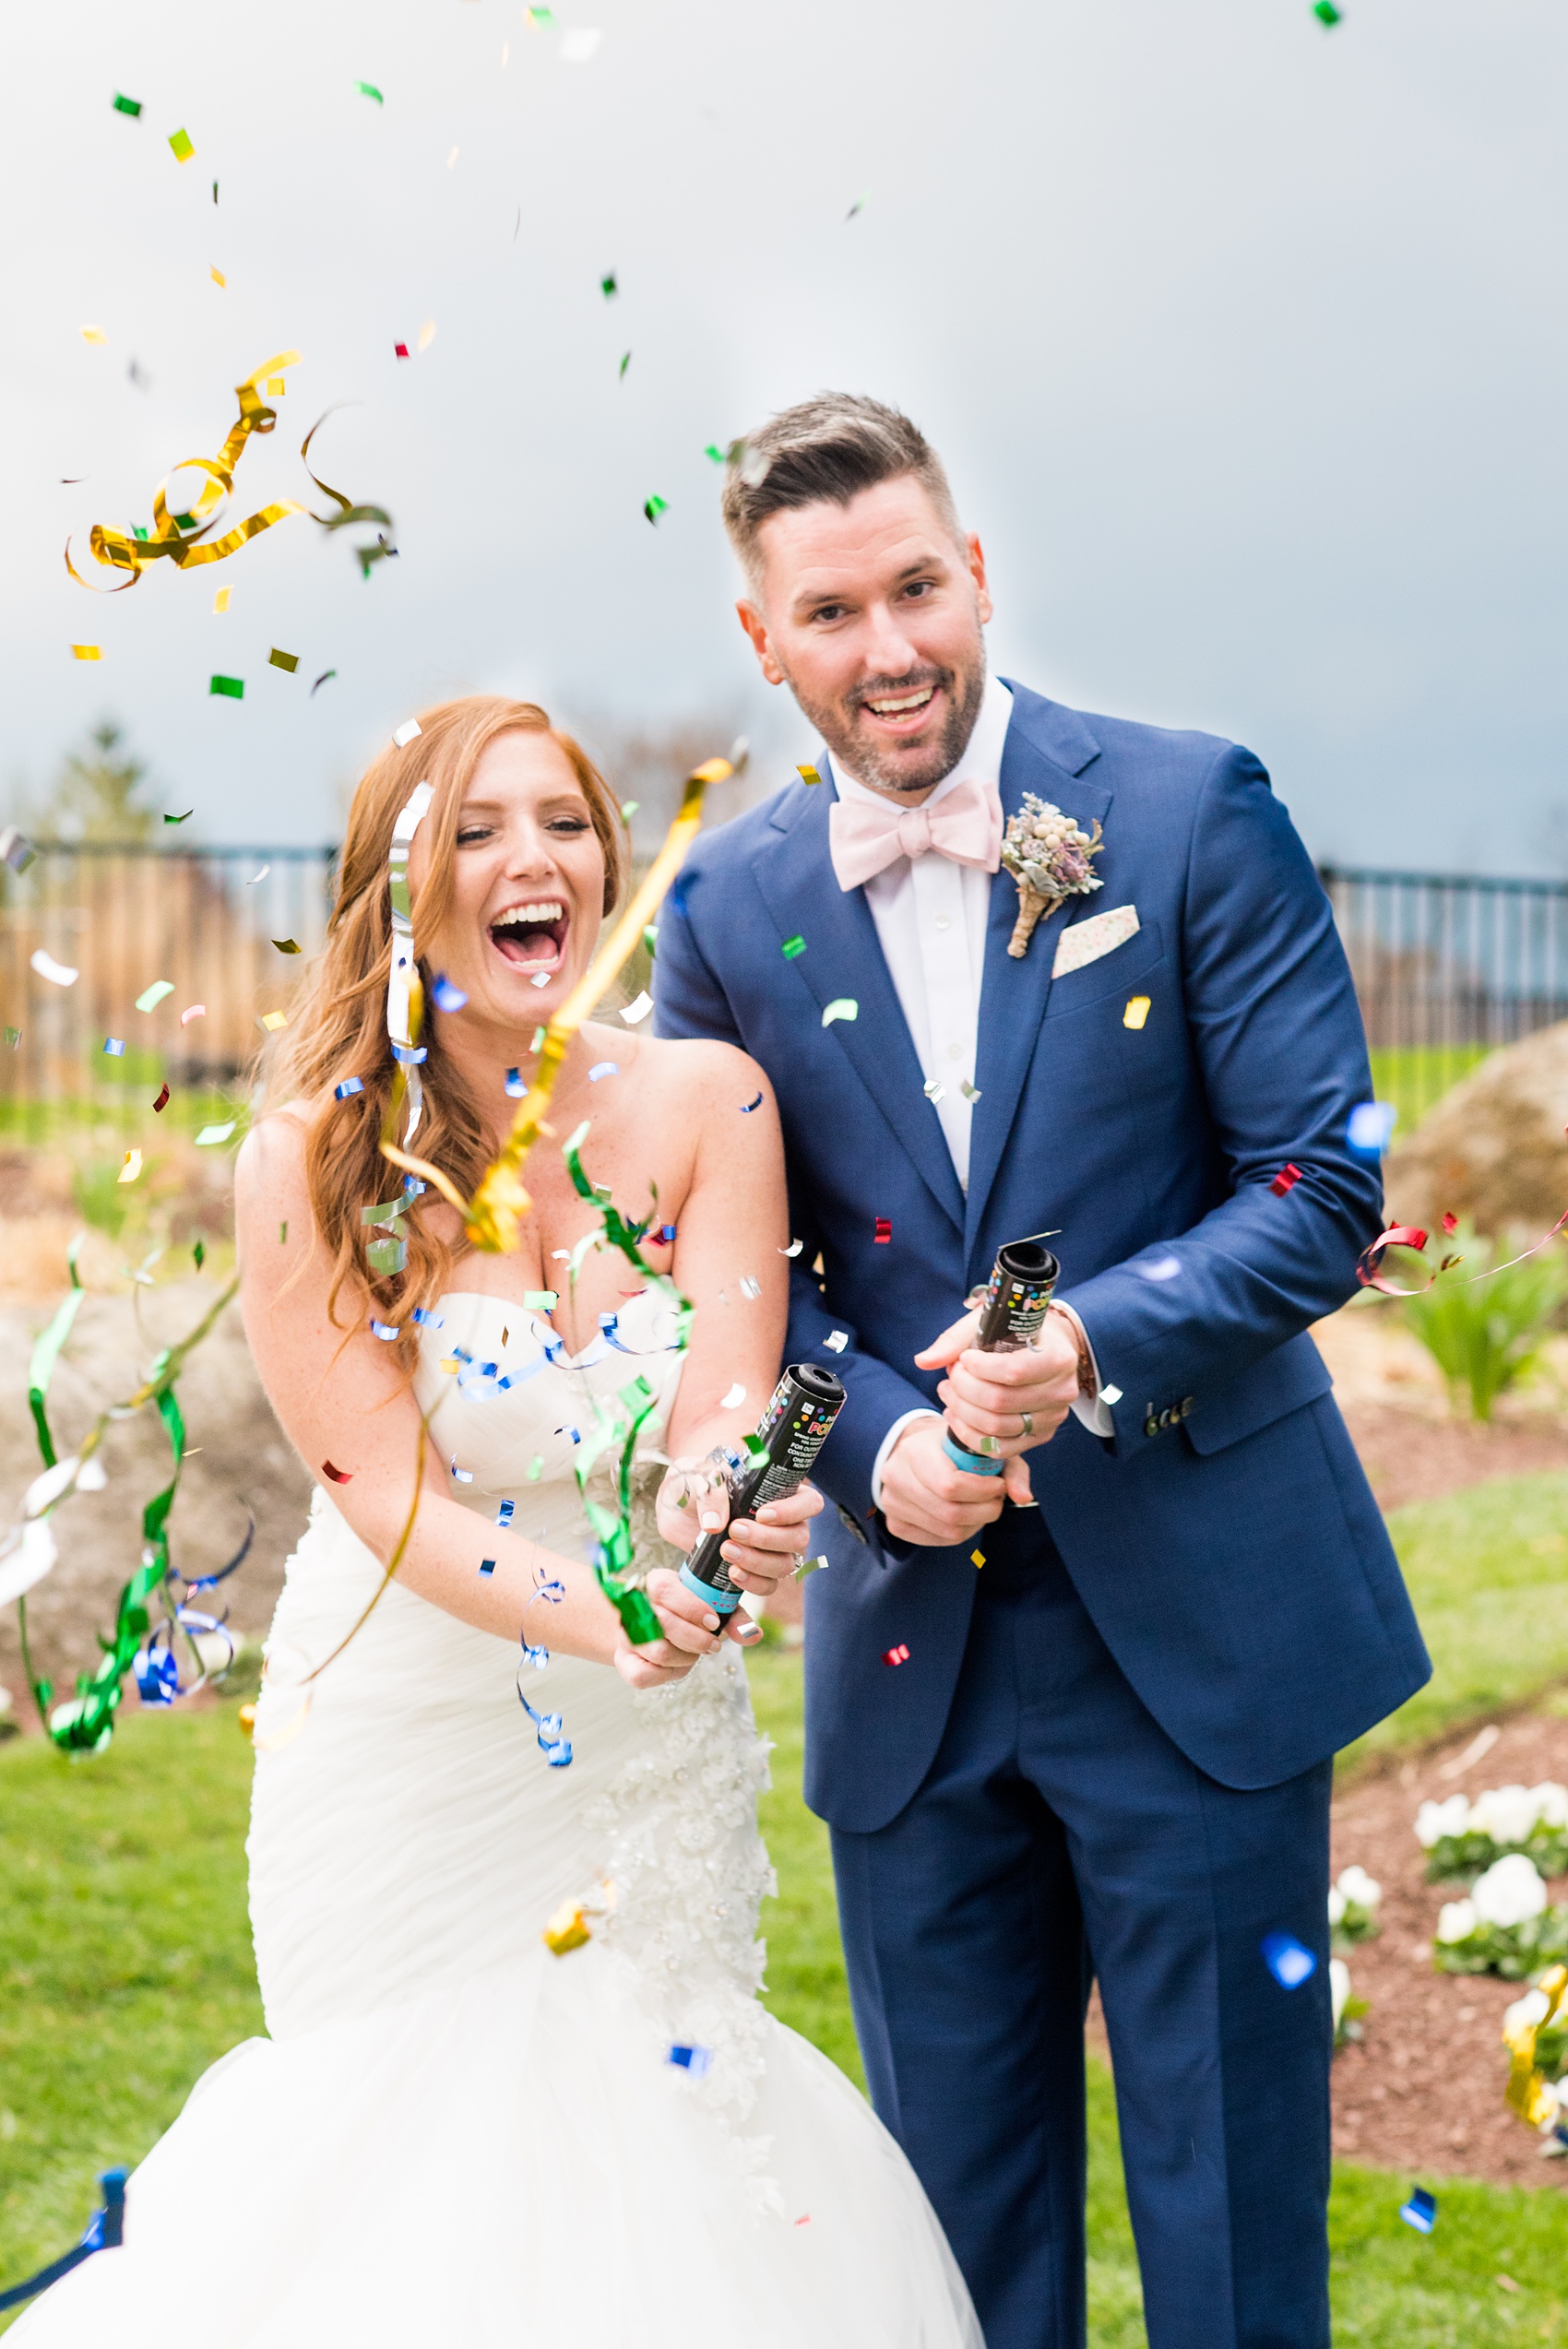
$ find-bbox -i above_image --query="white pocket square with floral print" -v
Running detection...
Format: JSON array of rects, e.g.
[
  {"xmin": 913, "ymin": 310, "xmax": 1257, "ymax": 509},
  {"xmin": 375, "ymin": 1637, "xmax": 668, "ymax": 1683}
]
[{"xmin": 1051, "ymin": 904, "xmax": 1140, "ymax": 978}]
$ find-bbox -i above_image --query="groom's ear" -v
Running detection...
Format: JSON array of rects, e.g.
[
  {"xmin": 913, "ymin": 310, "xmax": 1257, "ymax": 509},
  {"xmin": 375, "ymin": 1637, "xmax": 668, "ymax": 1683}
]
[{"xmin": 736, "ymin": 599, "xmax": 786, "ymax": 687}]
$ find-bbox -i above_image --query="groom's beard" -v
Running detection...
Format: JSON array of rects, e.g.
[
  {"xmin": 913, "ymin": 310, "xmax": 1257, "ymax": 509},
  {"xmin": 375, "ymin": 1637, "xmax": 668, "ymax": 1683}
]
[{"xmin": 784, "ymin": 648, "xmax": 987, "ymax": 798}]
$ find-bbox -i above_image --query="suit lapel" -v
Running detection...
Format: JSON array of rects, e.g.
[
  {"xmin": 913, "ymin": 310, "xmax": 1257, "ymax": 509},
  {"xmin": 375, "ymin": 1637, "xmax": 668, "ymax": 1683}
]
[
  {"xmin": 964, "ymin": 684, "xmax": 1111, "ymax": 1268},
  {"xmin": 753, "ymin": 771, "xmax": 968, "ymax": 1237}
]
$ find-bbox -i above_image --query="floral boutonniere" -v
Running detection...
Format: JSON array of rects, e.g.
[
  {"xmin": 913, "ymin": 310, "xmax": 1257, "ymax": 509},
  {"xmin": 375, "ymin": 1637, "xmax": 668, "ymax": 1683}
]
[{"xmin": 1000, "ymin": 795, "xmax": 1104, "ymax": 959}]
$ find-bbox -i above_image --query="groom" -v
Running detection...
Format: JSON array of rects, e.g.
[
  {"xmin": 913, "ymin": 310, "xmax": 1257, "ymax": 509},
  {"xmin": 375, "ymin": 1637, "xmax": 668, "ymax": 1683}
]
[{"xmin": 652, "ymin": 394, "xmax": 1429, "ymax": 2349}]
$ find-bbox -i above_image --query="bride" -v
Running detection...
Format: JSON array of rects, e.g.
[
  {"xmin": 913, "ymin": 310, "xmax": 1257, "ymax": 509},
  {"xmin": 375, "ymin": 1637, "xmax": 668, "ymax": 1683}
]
[{"xmin": 10, "ymin": 695, "xmax": 980, "ymax": 2348}]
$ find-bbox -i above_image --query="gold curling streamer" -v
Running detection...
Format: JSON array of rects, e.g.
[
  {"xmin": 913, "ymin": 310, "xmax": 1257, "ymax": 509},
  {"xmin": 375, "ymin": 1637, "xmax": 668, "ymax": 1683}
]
[
  {"xmin": 65, "ymin": 351, "xmax": 308, "ymax": 590},
  {"xmin": 382, "ymin": 757, "xmax": 731, "ymax": 1250},
  {"xmin": 1503, "ymin": 1962, "xmax": 1568, "ymax": 2130}
]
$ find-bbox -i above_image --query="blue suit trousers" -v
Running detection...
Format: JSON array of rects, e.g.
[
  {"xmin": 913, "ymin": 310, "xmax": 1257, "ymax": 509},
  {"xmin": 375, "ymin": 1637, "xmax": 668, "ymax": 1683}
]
[{"xmin": 830, "ymin": 1548, "xmax": 1334, "ymax": 2349}]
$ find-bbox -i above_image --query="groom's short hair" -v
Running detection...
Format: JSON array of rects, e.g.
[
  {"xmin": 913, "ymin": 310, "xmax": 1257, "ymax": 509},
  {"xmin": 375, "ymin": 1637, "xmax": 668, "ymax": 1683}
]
[{"xmin": 721, "ymin": 393, "xmax": 963, "ymax": 587}]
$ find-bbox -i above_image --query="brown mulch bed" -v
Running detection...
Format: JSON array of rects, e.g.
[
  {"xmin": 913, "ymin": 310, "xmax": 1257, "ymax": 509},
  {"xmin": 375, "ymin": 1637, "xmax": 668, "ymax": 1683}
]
[
  {"xmin": 1340, "ymin": 1401, "xmax": 1568, "ymax": 1514},
  {"xmin": 1327, "ymin": 1708, "xmax": 1568, "ymax": 2189}
]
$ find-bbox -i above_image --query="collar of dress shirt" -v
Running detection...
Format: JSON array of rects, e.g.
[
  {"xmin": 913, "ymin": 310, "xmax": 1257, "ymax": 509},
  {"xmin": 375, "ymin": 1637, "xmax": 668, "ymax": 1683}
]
[{"xmin": 826, "ymin": 675, "xmax": 1013, "ymax": 830}]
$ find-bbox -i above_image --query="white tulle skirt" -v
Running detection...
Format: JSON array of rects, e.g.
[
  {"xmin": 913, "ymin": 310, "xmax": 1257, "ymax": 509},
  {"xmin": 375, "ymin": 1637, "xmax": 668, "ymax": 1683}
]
[{"xmin": 9, "ymin": 1490, "xmax": 980, "ymax": 2348}]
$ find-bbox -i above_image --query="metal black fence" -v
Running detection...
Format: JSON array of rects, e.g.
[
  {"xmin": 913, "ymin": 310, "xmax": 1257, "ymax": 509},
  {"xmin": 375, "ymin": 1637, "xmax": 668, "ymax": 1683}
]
[
  {"xmin": 0, "ymin": 843, "xmax": 336, "ymax": 1136},
  {"xmin": 1318, "ymin": 865, "xmax": 1568, "ymax": 1130},
  {"xmin": 1, "ymin": 845, "xmax": 1562, "ymax": 1139}
]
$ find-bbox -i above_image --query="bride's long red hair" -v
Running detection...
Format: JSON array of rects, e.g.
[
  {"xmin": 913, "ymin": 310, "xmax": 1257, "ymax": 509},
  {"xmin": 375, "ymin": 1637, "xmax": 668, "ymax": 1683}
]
[{"xmin": 265, "ymin": 695, "xmax": 626, "ymax": 1350}]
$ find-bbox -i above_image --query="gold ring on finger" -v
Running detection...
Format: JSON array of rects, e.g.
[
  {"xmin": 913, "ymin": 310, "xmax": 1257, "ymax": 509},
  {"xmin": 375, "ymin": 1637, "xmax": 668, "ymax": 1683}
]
[{"xmin": 1021, "ymin": 1411, "xmax": 1033, "ymax": 1436}]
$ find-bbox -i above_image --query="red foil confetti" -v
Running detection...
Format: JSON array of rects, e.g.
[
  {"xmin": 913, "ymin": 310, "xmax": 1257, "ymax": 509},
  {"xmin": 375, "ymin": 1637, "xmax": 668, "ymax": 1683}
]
[
  {"xmin": 322, "ymin": 1460, "xmax": 352, "ymax": 1483},
  {"xmin": 1442, "ymin": 1211, "xmax": 1458, "ymax": 1234},
  {"xmin": 882, "ymin": 1643, "xmax": 910, "ymax": 1667},
  {"xmin": 1356, "ymin": 1224, "xmax": 1431, "ymax": 1296},
  {"xmin": 394, "ymin": 342, "xmax": 410, "ymax": 360},
  {"xmin": 1269, "ymin": 1162, "xmax": 1302, "ymax": 1197},
  {"xmin": 873, "ymin": 1216, "xmax": 892, "ymax": 1244},
  {"xmin": 151, "ymin": 1084, "xmax": 170, "ymax": 1113}
]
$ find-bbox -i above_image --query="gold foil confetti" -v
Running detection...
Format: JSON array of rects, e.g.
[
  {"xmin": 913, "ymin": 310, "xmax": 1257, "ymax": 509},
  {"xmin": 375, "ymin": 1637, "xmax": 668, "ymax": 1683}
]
[
  {"xmin": 210, "ymin": 267, "xmax": 226, "ymax": 288},
  {"xmin": 1123, "ymin": 996, "xmax": 1151, "ymax": 1030},
  {"xmin": 119, "ymin": 1149, "xmax": 143, "ymax": 1184},
  {"xmin": 418, "ymin": 320, "xmax": 436, "ymax": 352},
  {"xmin": 80, "ymin": 326, "xmax": 108, "ymax": 345},
  {"xmin": 213, "ymin": 586, "xmax": 231, "ymax": 613},
  {"xmin": 169, "ymin": 127, "xmax": 195, "ymax": 162},
  {"xmin": 70, "ymin": 645, "xmax": 101, "ymax": 660},
  {"xmin": 269, "ymin": 647, "xmax": 300, "ymax": 672}
]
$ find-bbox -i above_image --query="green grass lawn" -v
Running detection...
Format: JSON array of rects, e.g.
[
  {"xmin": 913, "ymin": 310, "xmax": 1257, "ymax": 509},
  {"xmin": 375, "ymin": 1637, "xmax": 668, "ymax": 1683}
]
[
  {"xmin": 1, "ymin": 1665, "xmax": 1564, "ymax": 2343},
  {"xmin": 1338, "ymin": 1470, "xmax": 1568, "ymax": 1773}
]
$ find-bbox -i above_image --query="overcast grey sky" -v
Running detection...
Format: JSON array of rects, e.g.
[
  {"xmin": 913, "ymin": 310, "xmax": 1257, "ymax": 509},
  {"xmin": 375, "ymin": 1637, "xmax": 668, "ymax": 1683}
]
[{"xmin": 6, "ymin": 0, "xmax": 1567, "ymax": 869}]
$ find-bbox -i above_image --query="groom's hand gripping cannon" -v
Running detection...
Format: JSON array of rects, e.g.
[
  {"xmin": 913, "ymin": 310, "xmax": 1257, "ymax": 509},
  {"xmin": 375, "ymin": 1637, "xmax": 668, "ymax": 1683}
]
[
  {"xmin": 680, "ymin": 1364, "xmax": 846, "ymax": 1618},
  {"xmin": 941, "ymin": 1240, "xmax": 1060, "ymax": 1477}
]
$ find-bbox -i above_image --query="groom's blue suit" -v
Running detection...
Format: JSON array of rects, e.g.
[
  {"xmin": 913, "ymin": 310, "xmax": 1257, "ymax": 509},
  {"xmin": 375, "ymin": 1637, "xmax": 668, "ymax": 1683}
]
[{"xmin": 654, "ymin": 682, "xmax": 1430, "ymax": 2349}]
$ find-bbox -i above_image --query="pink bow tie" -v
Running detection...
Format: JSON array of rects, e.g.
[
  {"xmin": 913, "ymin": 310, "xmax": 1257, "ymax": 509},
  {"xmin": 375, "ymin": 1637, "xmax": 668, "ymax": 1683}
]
[{"xmin": 828, "ymin": 776, "xmax": 1004, "ymax": 893}]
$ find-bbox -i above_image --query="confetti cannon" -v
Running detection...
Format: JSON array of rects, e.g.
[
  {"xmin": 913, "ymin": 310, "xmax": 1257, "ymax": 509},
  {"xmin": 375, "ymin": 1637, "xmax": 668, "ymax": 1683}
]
[
  {"xmin": 942, "ymin": 1240, "xmax": 1060, "ymax": 1477},
  {"xmin": 680, "ymin": 1364, "xmax": 845, "ymax": 1619}
]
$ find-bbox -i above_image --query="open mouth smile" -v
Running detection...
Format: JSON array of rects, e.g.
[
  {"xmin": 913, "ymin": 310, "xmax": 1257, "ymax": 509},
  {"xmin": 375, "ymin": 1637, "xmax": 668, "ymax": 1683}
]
[
  {"xmin": 488, "ymin": 899, "xmax": 568, "ymax": 971},
  {"xmin": 860, "ymin": 684, "xmax": 939, "ymax": 730}
]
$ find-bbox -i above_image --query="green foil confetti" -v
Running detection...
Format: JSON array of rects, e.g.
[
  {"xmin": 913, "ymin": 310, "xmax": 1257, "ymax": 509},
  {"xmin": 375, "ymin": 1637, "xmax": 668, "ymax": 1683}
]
[{"xmin": 208, "ymin": 674, "xmax": 244, "ymax": 699}]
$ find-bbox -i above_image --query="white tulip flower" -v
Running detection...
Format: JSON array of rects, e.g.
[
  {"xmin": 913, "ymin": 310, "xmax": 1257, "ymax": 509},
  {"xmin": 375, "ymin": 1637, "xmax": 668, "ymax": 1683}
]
[
  {"xmin": 1503, "ymin": 1987, "xmax": 1552, "ymax": 2036},
  {"xmin": 1415, "ymin": 1794, "xmax": 1470, "ymax": 1848},
  {"xmin": 1471, "ymin": 1853, "xmax": 1549, "ymax": 1929},
  {"xmin": 1435, "ymin": 1898, "xmax": 1479, "ymax": 1944},
  {"xmin": 1329, "ymin": 1957, "xmax": 1350, "ymax": 2030},
  {"xmin": 1469, "ymin": 1785, "xmax": 1540, "ymax": 1849},
  {"xmin": 1336, "ymin": 1865, "xmax": 1382, "ymax": 1911},
  {"xmin": 1533, "ymin": 1782, "xmax": 1568, "ymax": 1831}
]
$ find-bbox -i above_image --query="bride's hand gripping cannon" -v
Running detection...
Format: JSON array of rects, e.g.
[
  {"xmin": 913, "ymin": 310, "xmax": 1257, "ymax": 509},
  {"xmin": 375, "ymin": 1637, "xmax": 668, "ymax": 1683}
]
[{"xmin": 680, "ymin": 1364, "xmax": 846, "ymax": 1618}]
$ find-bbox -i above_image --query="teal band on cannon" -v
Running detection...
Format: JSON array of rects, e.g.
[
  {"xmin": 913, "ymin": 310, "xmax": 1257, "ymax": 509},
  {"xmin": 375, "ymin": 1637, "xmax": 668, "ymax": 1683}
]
[
  {"xmin": 681, "ymin": 1560, "xmax": 742, "ymax": 1614},
  {"xmin": 942, "ymin": 1431, "xmax": 1004, "ymax": 1477}
]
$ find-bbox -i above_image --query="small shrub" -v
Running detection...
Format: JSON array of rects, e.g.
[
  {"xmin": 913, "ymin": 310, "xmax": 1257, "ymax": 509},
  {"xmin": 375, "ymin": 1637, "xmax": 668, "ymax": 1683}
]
[{"xmin": 1403, "ymin": 1220, "xmax": 1568, "ymax": 1421}]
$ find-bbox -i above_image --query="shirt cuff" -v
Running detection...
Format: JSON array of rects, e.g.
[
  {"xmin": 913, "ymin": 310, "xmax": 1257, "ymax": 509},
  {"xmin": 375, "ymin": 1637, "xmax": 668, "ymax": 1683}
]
[
  {"xmin": 870, "ymin": 1408, "xmax": 942, "ymax": 1508},
  {"xmin": 1053, "ymin": 1300, "xmax": 1116, "ymax": 1439}
]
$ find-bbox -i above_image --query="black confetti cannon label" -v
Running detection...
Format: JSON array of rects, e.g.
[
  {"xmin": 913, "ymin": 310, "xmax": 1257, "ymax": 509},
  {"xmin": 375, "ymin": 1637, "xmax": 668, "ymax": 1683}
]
[
  {"xmin": 681, "ymin": 1363, "xmax": 846, "ymax": 1610},
  {"xmin": 972, "ymin": 1240, "xmax": 1059, "ymax": 1353}
]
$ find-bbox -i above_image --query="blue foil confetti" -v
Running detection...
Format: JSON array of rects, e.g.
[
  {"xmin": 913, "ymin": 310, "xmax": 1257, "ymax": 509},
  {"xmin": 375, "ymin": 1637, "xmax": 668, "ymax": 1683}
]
[
  {"xmin": 370, "ymin": 1319, "xmax": 399, "ymax": 1341},
  {"xmin": 450, "ymin": 1457, "xmax": 474, "ymax": 1483},
  {"xmin": 479, "ymin": 1558, "xmax": 495, "ymax": 1577},
  {"xmin": 588, "ymin": 1061, "xmax": 619, "ymax": 1082},
  {"xmin": 497, "ymin": 1498, "xmax": 515, "ymax": 1527},
  {"xmin": 1398, "ymin": 2188, "xmax": 1436, "ymax": 2235},
  {"xmin": 102, "ymin": 1038, "xmax": 125, "ymax": 1057},
  {"xmin": 505, "ymin": 1067, "xmax": 526, "ymax": 1097},
  {"xmin": 667, "ymin": 2044, "xmax": 712, "ymax": 2077},
  {"xmin": 431, "ymin": 972, "xmax": 469, "ymax": 1012},
  {"xmin": 335, "ymin": 1077, "xmax": 364, "ymax": 1099},
  {"xmin": 411, "ymin": 1304, "xmax": 445, "ymax": 1327},
  {"xmin": 1260, "ymin": 1932, "xmax": 1316, "ymax": 1990},
  {"xmin": 1347, "ymin": 1101, "xmax": 1398, "ymax": 1159}
]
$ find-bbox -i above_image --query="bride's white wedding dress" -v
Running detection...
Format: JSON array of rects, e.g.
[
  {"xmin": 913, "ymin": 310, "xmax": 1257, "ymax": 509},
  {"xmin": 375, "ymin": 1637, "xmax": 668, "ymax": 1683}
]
[{"xmin": 11, "ymin": 1289, "xmax": 980, "ymax": 2347}]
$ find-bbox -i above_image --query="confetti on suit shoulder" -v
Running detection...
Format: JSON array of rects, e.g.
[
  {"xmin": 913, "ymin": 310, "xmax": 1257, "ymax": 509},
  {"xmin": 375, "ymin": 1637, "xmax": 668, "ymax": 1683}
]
[
  {"xmin": 210, "ymin": 267, "xmax": 226, "ymax": 289},
  {"xmin": 113, "ymin": 93, "xmax": 142, "ymax": 117},
  {"xmin": 209, "ymin": 674, "xmax": 244, "ymax": 700},
  {"xmin": 971, "ymin": 1549, "xmax": 986, "ymax": 1569},
  {"xmin": 1347, "ymin": 1101, "xmax": 1396, "ymax": 1158},
  {"xmin": 80, "ymin": 326, "xmax": 108, "ymax": 344},
  {"xmin": 794, "ymin": 764, "xmax": 823, "ymax": 788},
  {"xmin": 431, "ymin": 973, "xmax": 468, "ymax": 1012},
  {"xmin": 102, "ymin": 1037, "xmax": 125, "ymax": 1058},
  {"xmin": 1123, "ymin": 996, "xmax": 1150, "ymax": 1030},
  {"xmin": 781, "ymin": 934, "xmax": 806, "ymax": 960},
  {"xmin": 195, "ymin": 1121, "xmax": 236, "ymax": 1146},
  {"xmin": 322, "ymin": 1460, "xmax": 352, "ymax": 1483},
  {"xmin": 822, "ymin": 998, "xmax": 858, "ymax": 1027},
  {"xmin": 168, "ymin": 127, "xmax": 195, "ymax": 162},
  {"xmin": 668, "ymin": 2043, "xmax": 711, "ymax": 2076},
  {"xmin": 1260, "ymin": 1931, "xmax": 1315, "ymax": 1989},
  {"xmin": 355, "ymin": 80, "xmax": 384, "ymax": 102},
  {"xmin": 152, "ymin": 1085, "xmax": 170, "ymax": 1112},
  {"xmin": 825, "ymin": 1330, "xmax": 848, "ymax": 1353},
  {"xmin": 741, "ymin": 1091, "xmax": 763, "ymax": 1112},
  {"xmin": 1270, "ymin": 1163, "xmax": 1302, "ymax": 1198},
  {"xmin": 882, "ymin": 1643, "xmax": 909, "ymax": 1667},
  {"xmin": 71, "ymin": 643, "xmax": 101, "ymax": 659},
  {"xmin": 644, "ymin": 494, "xmax": 668, "ymax": 525},
  {"xmin": 268, "ymin": 647, "xmax": 299, "ymax": 673},
  {"xmin": 272, "ymin": 938, "xmax": 302, "ymax": 955},
  {"xmin": 180, "ymin": 1002, "xmax": 206, "ymax": 1025},
  {"xmin": 311, "ymin": 670, "xmax": 337, "ymax": 694},
  {"xmin": 30, "ymin": 950, "xmax": 78, "ymax": 987},
  {"xmin": 873, "ymin": 1216, "xmax": 892, "ymax": 1244},
  {"xmin": 1399, "ymin": 2189, "xmax": 1435, "ymax": 2234},
  {"xmin": 393, "ymin": 718, "xmax": 422, "ymax": 747}
]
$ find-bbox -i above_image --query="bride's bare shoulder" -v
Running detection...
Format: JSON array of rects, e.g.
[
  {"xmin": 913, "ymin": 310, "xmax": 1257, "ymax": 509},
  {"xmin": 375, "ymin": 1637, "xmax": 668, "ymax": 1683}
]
[
  {"xmin": 633, "ymin": 1030, "xmax": 775, "ymax": 1121},
  {"xmin": 234, "ymin": 1100, "xmax": 319, "ymax": 1226}
]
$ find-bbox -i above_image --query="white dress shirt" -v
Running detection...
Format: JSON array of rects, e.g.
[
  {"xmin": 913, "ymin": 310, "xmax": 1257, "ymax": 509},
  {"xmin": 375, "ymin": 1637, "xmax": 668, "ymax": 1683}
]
[{"xmin": 826, "ymin": 677, "xmax": 1114, "ymax": 1500}]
